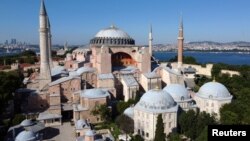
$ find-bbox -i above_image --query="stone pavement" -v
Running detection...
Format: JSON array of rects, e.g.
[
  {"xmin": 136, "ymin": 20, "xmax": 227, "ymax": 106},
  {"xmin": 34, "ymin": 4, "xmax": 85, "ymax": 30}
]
[{"xmin": 44, "ymin": 122, "xmax": 75, "ymax": 141}]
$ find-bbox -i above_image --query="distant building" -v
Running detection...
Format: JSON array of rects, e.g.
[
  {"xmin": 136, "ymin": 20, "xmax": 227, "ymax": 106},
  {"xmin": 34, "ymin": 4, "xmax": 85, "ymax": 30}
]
[{"xmin": 11, "ymin": 38, "xmax": 17, "ymax": 44}]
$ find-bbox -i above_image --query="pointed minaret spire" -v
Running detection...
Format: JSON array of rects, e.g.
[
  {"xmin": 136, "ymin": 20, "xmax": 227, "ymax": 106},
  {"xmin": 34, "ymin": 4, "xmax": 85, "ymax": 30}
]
[
  {"xmin": 149, "ymin": 24, "xmax": 153, "ymax": 56},
  {"xmin": 40, "ymin": 0, "xmax": 47, "ymax": 15},
  {"xmin": 39, "ymin": 0, "xmax": 51, "ymax": 90},
  {"xmin": 179, "ymin": 13, "xmax": 183, "ymax": 30},
  {"xmin": 47, "ymin": 17, "xmax": 53, "ymax": 68},
  {"xmin": 177, "ymin": 14, "xmax": 184, "ymax": 69}
]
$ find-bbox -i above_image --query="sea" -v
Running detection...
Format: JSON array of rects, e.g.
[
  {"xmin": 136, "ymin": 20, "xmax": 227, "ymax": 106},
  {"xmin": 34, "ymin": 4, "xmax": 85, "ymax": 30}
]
[
  {"xmin": 153, "ymin": 51, "xmax": 250, "ymax": 65},
  {"xmin": 0, "ymin": 49, "xmax": 249, "ymax": 65}
]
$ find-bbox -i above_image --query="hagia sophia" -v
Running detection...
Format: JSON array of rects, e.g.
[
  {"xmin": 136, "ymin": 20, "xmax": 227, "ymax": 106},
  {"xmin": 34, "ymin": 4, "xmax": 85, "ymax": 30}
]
[{"xmin": 12, "ymin": 1, "xmax": 233, "ymax": 141}]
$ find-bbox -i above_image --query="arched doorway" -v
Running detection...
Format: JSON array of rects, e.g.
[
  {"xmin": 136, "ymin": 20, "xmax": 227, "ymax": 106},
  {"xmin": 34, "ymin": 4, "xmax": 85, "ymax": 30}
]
[{"xmin": 112, "ymin": 52, "xmax": 136, "ymax": 67}]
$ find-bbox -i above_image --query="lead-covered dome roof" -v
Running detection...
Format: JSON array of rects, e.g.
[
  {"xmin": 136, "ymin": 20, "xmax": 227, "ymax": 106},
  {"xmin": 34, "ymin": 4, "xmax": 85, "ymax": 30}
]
[
  {"xmin": 197, "ymin": 82, "xmax": 232, "ymax": 99},
  {"xmin": 135, "ymin": 89, "xmax": 177, "ymax": 113},
  {"xmin": 90, "ymin": 25, "xmax": 135, "ymax": 45},
  {"xmin": 163, "ymin": 84, "xmax": 190, "ymax": 102},
  {"xmin": 80, "ymin": 88, "xmax": 110, "ymax": 99},
  {"xmin": 15, "ymin": 131, "xmax": 36, "ymax": 141}
]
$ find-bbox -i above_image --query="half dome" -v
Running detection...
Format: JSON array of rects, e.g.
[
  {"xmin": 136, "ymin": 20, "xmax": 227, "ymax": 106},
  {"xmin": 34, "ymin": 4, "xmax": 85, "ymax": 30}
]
[{"xmin": 123, "ymin": 107, "xmax": 134, "ymax": 119}]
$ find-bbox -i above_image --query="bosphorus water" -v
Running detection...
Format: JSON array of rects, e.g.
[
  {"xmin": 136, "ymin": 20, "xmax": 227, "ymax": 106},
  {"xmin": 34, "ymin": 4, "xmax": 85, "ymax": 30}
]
[{"xmin": 153, "ymin": 51, "xmax": 250, "ymax": 65}]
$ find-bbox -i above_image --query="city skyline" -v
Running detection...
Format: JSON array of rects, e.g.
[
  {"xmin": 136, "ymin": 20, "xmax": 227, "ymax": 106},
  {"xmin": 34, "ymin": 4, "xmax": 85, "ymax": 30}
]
[{"xmin": 0, "ymin": 0, "xmax": 250, "ymax": 45}]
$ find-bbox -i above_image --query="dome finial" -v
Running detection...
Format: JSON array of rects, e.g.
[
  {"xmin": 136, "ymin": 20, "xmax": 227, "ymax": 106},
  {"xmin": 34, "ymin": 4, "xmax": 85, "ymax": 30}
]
[
  {"xmin": 110, "ymin": 24, "xmax": 115, "ymax": 28},
  {"xmin": 213, "ymin": 76, "xmax": 216, "ymax": 82}
]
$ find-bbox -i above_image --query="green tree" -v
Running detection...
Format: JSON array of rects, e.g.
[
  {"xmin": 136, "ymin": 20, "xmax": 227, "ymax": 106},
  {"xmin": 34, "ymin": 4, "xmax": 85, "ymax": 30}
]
[
  {"xmin": 0, "ymin": 71, "xmax": 23, "ymax": 113},
  {"xmin": 195, "ymin": 127, "xmax": 208, "ymax": 141},
  {"xmin": 11, "ymin": 114, "xmax": 25, "ymax": 126},
  {"xmin": 91, "ymin": 104, "xmax": 111, "ymax": 122},
  {"xmin": 168, "ymin": 56, "xmax": 198, "ymax": 64},
  {"xmin": 220, "ymin": 110, "xmax": 239, "ymax": 124},
  {"xmin": 115, "ymin": 114, "xmax": 134, "ymax": 140},
  {"xmin": 154, "ymin": 114, "xmax": 165, "ymax": 141},
  {"xmin": 179, "ymin": 110, "xmax": 216, "ymax": 140},
  {"xmin": 168, "ymin": 132, "xmax": 181, "ymax": 141},
  {"xmin": 131, "ymin": 134, "xmax": 144, "ymax": 141}
]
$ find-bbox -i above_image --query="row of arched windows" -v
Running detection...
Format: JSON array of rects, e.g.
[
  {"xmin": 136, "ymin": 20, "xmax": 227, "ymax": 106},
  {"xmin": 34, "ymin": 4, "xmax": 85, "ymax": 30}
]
[{"xmin": 90, "ymin": 37, "xmax": 135, "ymax": 45}]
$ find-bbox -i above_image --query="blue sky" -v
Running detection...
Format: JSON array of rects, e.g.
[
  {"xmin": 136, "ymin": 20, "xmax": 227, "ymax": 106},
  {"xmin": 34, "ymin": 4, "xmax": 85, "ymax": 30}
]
[{"xmin": 0, "ymin": 0, "xmax": 250, "ymax": 45}]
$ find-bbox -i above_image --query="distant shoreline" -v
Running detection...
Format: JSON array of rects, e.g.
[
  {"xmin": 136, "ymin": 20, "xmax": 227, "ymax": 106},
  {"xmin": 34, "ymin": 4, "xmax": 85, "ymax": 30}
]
[{"xmin": 153, "ymin": 50, "xmax": 250, "ymax": 54}]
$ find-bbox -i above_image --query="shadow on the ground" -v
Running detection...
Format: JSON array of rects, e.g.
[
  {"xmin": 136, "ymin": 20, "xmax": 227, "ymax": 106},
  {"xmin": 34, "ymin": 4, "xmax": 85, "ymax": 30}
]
[{"xmin": 41, "ymin": 127, "xmax": 60, "ymax": 140}]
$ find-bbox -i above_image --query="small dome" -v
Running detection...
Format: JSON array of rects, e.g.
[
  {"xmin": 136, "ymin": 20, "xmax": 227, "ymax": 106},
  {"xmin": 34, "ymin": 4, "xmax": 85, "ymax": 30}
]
[
  {"xmin": 90, "ymin": 25, "xmax": 135, "ymax": 45},
  {"xmin": 76, "ymin": 67, "xmax": 95, "ymax": 75},
  {"xmin": 85, "ymin": 130, "xmax": 95, "ymax": 136},
  {"xmin": 20, "ymin": 119, "xmax": 34, "ymax": 127},
  {"xmin": 163, "ymin": 84, "xmax": 190, "ymax": 102},
  {"xmin": 123, "ymin": 107, "xmax": 134, "ymax": 119},
  {"xmin": 15, "ymin": 131, "xmax": 36, "ymax": 141},
  {"xmin": 197, "ymin": 82, "xmax": 232, "ymax": 99},
  {"xmin": 81, "ymin": 88, "xmax": 110, "ymax": 99},
  {"xmin": 75, "ymin": 119, "xmax": 90, "ymax": 130},
  {"xmin": 135, "ymin": 89, "xmax": 177, "ymax": 113}
]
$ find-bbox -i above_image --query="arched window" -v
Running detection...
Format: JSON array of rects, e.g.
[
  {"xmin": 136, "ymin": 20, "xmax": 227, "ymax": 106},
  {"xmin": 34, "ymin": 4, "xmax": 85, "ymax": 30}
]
[
  {"xmin": 209, "ymin": 95, "xmax": 213, "ymax": 99},
  {"xmin": 181, "ymin": 96, "xmax": 184, "ymax": 101}
]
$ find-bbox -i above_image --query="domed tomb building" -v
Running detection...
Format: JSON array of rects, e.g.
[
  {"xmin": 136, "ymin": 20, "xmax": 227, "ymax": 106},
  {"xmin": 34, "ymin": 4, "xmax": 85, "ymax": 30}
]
[
  {"xmin": 194, "ymin": 81, "xmax": 233, "ymax": 118},
  {"xmin": 133, "ymin": 89, "xmax": 178, "ymax": 140}
]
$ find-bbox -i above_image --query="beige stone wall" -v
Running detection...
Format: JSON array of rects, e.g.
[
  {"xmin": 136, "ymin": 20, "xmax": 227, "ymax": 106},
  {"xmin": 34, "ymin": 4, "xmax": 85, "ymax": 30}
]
[
  {"xmin": 194, "ymin": 95, "xmax": 232, "ymax": 118},
  {"xmin": 161, "ymin": 68, "xmax": 171, "ymax": 85},
  {"xmin": 78, "ymin": 97, "xmax": 108, "ymax": 123},
  {"xmin": 50, "ymin": 95, "xmax": 60, "ymax": 106},
  {"xmin": 97, "ymin": 78, "xmax": 114, "ymax": 88},
  {"xmin": 81, "ymin": 72, "xmax": 97, "ymax": 88},
  {"xmin": 134, "ymin": 109, "xmax": 177, "ymax": 140},
  {"xmin": 140, "ymin": 74, "xmax": 162, "ymax": 91},
  {"xmin": 49, "ymin": 108, "xmax": 61, "ymax": 115},
  {"xmin": 73, "ymin": 92, "xmax": 80, "ymax": 104},
  {"xmin": 91, "ymin": 45, "xmax": 151, "ymax": 73},
  {"xmin": 49, "ymin": 85, "xmax": 60, "ymax": 95},
  {"xmin": 60, "ymin": 78, "xmax": 81, "ymax": 102},
  {"xmin": 171, "ymin": 63, "xmax": 213, "ymax": 77},
  {"xmin": 221, "ymin": 70, "xmax": 240, "ymax": 77},
  {"xmin": 96, "ymin": 47, "xmax": 111, "ymax": 74},
  {"xmin": 65, "ymin": 61, "xmax": 82, "ymax": 70},
  {"xmin": 121, "ymin": 82, "xmax": 138, "ymax": 102}
]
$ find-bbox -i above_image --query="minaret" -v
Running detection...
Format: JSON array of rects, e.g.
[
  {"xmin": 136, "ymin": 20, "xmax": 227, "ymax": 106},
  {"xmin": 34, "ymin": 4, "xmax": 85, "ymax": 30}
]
[
  {"xmin": 64, "ymin": 41, "xmax": 68, "ymax": 51},
  {"xmin": 177, "ymin": 15, "xmax": 184, "ymax": 69},
  {"xmin": 149, "ymin": 24, "xmax": 153, "ymax": 56},
  {"xmin": 47, "ymin": 17, "xmax": 53, "ymax": 68},
  {"xmin": 39, "ymin": 0, "xmax": 51, "ymax": 90}
]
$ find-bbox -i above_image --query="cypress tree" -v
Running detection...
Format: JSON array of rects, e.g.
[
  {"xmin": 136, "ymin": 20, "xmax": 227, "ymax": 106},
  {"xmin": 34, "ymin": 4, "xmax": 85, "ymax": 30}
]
[{"xmin": 154, "ymin": 114, "xmax": 166, "ymax": 141}]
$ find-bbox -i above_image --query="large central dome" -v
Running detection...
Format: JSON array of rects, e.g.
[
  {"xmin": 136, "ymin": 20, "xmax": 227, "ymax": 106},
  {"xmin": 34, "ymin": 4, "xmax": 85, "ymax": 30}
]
[
  {"xmin": 90, "ymin": 25, "xmax": 135, "ymax": 46},
  {"xmin": 95, "ymin": 25, "xmax": 131, "ymax": 38}
]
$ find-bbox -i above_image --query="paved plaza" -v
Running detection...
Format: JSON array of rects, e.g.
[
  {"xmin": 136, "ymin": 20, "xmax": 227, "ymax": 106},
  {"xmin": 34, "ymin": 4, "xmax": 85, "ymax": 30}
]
[{"xmin": 44, "ymin": 122, "xmax": 75, "ymax": 141}]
